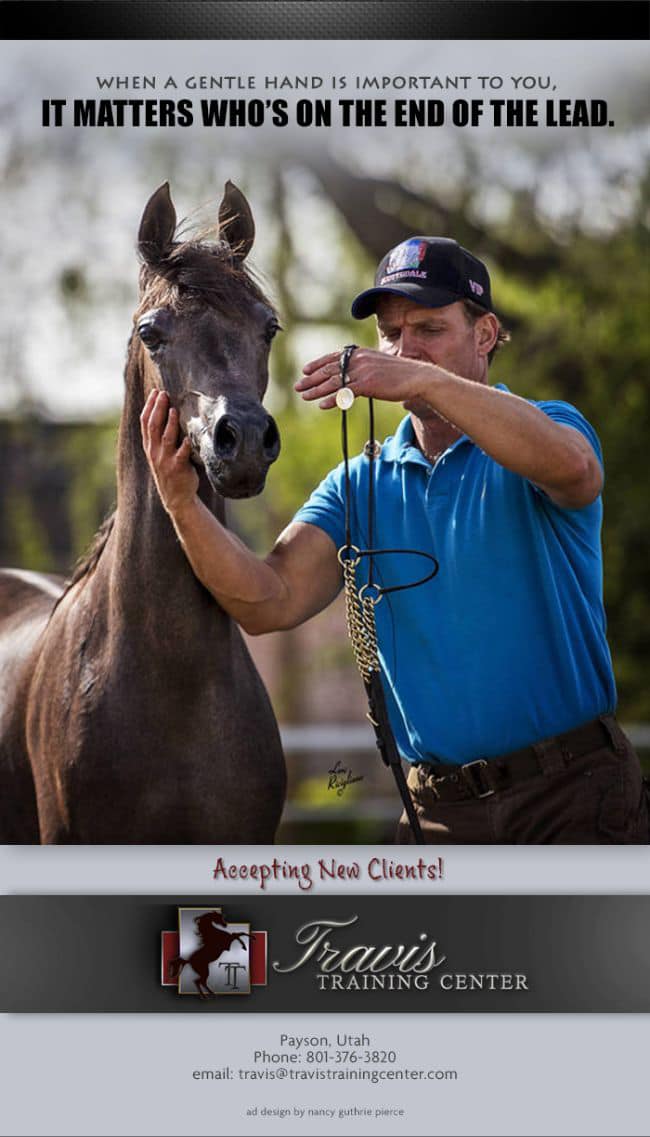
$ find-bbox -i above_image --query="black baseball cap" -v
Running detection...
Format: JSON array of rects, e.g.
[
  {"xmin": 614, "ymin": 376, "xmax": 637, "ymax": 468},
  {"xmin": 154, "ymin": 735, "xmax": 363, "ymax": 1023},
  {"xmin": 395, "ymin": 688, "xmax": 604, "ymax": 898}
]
[{"xmin": 351, "ymin": 236, "xmax": 492, "ymax": 319}]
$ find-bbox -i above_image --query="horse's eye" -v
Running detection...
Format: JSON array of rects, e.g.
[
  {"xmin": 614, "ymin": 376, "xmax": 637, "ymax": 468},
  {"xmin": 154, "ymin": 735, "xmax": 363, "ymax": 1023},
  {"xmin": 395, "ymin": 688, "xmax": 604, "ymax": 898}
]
[
  {"xmin": 137, "ymin": 317, "xmax": 167, "ymax": 351},
  {"xmin": 264, "ymin": 319, "xmax": 282, "ymax": 344}
]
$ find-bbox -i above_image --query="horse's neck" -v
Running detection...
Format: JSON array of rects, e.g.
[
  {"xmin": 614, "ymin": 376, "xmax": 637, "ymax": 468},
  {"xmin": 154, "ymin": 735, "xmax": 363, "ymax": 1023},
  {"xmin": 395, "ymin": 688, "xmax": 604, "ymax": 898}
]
[{"xmin": 109, "ymin": 351, "xmax": 228, "ymax": 637}]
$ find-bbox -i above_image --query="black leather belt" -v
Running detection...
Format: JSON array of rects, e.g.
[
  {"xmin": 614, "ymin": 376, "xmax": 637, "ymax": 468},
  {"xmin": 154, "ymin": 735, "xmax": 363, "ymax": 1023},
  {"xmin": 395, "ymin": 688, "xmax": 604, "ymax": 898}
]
[{"xmin": 414, "ymin": 717, "xmax": 617, "ymax": 803}]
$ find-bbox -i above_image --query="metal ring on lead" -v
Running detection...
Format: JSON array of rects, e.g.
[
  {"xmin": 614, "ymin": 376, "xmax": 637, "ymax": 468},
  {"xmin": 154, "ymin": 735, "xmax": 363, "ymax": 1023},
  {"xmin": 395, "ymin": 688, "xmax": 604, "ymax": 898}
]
[
  {"xmin": 337, "ymin": 544, "xmax": 361, "ymax": 568},
  {"xmin": 364, "ymin": 439, "xmax": 382, "ymax": 459},
  {"xmin": 359, "ymin": 582, "xmax": 383, "ymax": 605}
]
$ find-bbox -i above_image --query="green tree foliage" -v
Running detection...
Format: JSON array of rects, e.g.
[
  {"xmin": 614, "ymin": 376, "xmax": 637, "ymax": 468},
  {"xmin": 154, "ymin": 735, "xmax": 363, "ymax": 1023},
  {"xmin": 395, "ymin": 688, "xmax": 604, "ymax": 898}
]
[{"xmin": 494, "ymin": 217, "xmax": 650, "ymax": 718}]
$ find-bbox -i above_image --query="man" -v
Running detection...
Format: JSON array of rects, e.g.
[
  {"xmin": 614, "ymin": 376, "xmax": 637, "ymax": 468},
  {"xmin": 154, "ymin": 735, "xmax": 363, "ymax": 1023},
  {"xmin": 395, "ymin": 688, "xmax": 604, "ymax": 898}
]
[{"xmin": 141, "ymin": 236, "xmax": 647, "ymax": 844}]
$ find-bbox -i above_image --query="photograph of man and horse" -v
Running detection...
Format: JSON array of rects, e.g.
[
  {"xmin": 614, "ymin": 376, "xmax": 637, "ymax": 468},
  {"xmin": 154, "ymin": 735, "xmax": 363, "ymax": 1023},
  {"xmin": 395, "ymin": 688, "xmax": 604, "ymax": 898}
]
[{"xmin": 1, "ymin": 43, "xmax": 648, "ymax": 845}]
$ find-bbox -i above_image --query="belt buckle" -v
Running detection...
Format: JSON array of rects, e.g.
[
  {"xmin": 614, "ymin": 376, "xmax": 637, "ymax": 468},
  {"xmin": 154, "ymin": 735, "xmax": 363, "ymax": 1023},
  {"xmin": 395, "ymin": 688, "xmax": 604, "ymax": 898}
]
[{"xmin": 460, "ymin": 758, "xmax": 494, "ymax": 799}]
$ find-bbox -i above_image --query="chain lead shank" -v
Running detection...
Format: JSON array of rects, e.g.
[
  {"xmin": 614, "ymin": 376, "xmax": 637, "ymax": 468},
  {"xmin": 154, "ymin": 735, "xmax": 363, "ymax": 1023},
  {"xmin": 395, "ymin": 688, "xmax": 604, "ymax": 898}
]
[{"xmin": 337, "ymin": 345, "xmax": 425, "ymax": 845}]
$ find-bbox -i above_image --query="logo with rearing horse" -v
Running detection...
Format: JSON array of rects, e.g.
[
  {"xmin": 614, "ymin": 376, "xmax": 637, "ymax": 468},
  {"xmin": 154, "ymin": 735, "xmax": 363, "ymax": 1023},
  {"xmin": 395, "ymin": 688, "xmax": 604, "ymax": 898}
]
[{"xmin": 161, "ymin": 907, "xmax": 267, "ymax": 998}]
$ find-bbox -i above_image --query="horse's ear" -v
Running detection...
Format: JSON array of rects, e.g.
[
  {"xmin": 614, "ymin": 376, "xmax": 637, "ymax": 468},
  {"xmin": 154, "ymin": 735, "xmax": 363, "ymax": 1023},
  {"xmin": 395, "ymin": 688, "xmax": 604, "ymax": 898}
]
[
  {"xmin": 138, "ymin": 182, "xmax": 177, "ymax": 265},
  {"xmin": 218, "ymin": 180, "xmax": 255, "ymax": 262}
]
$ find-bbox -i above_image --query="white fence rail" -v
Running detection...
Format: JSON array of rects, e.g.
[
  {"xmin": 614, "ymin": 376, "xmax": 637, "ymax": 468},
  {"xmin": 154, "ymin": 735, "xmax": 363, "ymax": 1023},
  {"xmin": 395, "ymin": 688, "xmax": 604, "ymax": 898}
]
[{"xmin": 280, "ymin": 722, "xmax": 650, "ymax": 753}]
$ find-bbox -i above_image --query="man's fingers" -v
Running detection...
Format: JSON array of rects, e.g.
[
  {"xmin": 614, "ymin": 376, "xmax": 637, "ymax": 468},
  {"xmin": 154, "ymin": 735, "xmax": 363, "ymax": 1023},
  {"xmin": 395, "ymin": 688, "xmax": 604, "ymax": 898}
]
[
  {"xmin": 300, "ymin": 375, "xmax": 347, "ymax": 402},
  {"xmin": 174, "ymin": 436, "xmax": 193, "ymax": 464},
  {"xmin": 140, "ymin": 388, "xmax": 159, "ymax": 439},
  {"xmin": 297, "ymin": 358, "xmax": 358, "ymax": 397},
  {"xmin": 161, "ymin": 406, "xmax": 179, "ymax": 448},
  {"xmin": 148, "ymin": 391, "xmax": 170, "ymax": 441},
  {"xmin": 295, "ymin": 365, "xmax": 336, "ymax": 392},
  {"xmin": 318, "ymin": 395, "xmax": 338, "ymax": 410},
  {"xmin": 140, "ymin": 388, "xmax": 156, "ymax": 421},
  {"xmin": 297, "ymin": 350, "xmax": 370, "ymax": 392},
  {"xmin": 301, "ymin": 350, "xmax": 340, "ymax": 376},
  {"xmin": 299, "ymin": 363, "xmax": 369, "ymax": 402}
]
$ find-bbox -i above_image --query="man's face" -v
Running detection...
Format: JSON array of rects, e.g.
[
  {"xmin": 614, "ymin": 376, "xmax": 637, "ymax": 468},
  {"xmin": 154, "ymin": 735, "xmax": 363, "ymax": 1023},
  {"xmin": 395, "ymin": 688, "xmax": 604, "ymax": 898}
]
[{"xmin": 375, "ymin": 295, "xmax": 488, "ymax": 417}]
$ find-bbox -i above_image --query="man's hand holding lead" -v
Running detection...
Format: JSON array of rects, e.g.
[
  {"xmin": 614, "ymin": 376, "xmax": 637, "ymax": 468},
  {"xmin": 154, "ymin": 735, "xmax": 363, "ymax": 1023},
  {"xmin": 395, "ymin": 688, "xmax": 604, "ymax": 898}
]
[{"xmin": 295, "ymin": 348, "xmax": 431, "ymax": 409}]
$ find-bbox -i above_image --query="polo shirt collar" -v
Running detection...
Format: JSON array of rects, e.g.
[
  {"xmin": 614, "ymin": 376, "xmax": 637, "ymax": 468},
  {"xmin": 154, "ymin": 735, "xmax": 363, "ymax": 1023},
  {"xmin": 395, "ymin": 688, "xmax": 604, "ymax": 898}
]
[
  {"xmin": 381, "ymin": 381, "xmax": 509, "ymax": 466},
  {"xmin": 381, "ymin": 415, "xmax": 428, "ymax": 466}
]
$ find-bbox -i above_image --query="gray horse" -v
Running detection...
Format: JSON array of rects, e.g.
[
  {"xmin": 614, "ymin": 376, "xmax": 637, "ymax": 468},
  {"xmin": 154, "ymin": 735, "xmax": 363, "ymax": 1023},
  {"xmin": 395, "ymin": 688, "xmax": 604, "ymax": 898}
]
[{"xmin": 0, "ymin": 181, "xmax": 286, "ymax": 843}]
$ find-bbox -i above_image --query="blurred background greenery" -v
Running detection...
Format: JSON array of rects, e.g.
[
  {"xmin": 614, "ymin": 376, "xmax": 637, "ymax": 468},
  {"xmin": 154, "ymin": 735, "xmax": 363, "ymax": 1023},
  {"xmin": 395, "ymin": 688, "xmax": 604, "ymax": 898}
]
[{"xmin": 1, "ymin": 42, "xmax": 648, "ymax": 839}]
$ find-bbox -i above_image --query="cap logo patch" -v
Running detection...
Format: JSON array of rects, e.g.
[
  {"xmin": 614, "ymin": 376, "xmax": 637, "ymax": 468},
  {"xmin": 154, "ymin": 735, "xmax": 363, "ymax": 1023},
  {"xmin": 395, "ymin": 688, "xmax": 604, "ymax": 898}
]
[
  {"xmin": 384, "ymin": 238, "xmax": 428, "ymax": 276},
  {"xmin": 469, "ymin": 279, "xmax": 484, "ymax": 296}
]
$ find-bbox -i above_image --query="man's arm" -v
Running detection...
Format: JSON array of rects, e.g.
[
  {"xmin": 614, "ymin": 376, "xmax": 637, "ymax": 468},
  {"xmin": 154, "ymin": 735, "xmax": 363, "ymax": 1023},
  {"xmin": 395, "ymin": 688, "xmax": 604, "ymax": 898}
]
[
  {"xmin": 140, "ymin": 391, "xmax": 341, "ymax": 634},
  {"xmin": 416, "ymin": 367, "xmax": 602, "ymax": 510},
  {"xmin": 296, "ymin": 350, "xmax": 603, "ymax": 510}
]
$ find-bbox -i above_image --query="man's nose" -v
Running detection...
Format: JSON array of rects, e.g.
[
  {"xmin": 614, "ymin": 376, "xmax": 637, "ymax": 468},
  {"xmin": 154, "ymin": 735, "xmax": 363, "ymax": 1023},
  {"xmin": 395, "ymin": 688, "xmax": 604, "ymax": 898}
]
[{"xmin": 396, "ymin": 329, "xmax": 424, "ymax": 360}]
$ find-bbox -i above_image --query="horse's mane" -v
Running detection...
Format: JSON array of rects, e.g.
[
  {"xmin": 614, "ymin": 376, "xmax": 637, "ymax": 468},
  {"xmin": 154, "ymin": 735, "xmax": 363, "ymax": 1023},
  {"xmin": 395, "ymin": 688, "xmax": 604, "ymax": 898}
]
[{"xmin": 50, "ymin": 511, "xmax": 116, "ymax": 614}]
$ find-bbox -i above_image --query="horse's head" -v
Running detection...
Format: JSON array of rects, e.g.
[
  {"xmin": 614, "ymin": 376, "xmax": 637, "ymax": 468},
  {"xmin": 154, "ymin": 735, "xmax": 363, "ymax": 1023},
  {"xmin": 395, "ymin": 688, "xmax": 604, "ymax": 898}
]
[
  {"xmin": 135, "ymin": 181, "xmax": 281, "ymax": 499},
  {"xmin": 195, "ymin": 910, "xmax": 227, "ymax": 930}
]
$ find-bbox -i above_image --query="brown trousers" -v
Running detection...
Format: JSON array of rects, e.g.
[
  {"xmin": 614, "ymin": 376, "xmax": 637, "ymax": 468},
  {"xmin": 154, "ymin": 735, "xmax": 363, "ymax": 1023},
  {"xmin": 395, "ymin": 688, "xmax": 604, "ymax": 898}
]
[{"xmin": 396, "ymin": 715, "xmax": 649, "ymax": 844}]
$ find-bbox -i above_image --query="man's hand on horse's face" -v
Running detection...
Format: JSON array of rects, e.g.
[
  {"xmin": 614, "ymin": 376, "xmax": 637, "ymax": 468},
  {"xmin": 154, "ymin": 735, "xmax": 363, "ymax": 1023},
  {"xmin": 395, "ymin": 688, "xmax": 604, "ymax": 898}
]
[{"xmin": 140, "ymin": 389, "xmax": 199, "ymax": 517}]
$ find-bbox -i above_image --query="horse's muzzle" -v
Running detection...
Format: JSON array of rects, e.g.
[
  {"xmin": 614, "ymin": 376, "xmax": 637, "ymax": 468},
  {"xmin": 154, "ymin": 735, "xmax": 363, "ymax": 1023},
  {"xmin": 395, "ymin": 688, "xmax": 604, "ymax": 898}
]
[
  {"xmin": 212, "ymin": 407, "xmax": 280, "ymax": 466},
  {"xmin": 190, "ymin": 401, "xmax": 280, "ymax": 499}
]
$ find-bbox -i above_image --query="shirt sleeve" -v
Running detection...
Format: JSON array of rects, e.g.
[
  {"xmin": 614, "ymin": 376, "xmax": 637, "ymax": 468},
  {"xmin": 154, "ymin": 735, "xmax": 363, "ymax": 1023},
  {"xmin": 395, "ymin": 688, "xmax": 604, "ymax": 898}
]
[
  {"xmin": 535, "ymin": 399, "xmax": 604, "ymax": 469},
  {"xmin": 529, "ymin": 399, "xmax": 604, "ymax": 513},
  {"xmin": 292, "ymin": 461, "xmax": 347, "ymax": 551}
]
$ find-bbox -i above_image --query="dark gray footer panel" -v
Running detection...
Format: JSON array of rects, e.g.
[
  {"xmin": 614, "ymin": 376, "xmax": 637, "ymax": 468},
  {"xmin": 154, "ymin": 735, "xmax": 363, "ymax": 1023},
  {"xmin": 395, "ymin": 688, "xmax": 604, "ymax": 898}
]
[{"xmin": 2, "ymin": 894, "xmax": 648, "ymax": 1012}]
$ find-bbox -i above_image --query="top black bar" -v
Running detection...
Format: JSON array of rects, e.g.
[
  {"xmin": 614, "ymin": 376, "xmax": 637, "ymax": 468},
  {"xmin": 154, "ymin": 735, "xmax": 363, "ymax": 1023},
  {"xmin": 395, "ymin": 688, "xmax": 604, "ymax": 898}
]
[{"xmin": 2, "ymin": 1, "xmax": 649, "ymax": 41}]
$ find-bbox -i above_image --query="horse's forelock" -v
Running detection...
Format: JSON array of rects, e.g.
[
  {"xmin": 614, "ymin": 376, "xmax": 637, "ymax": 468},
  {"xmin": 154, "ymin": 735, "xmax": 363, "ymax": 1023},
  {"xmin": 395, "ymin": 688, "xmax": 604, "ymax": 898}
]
[{"xmin": 136, "ymin": 229, "xmax": 272, "ymax": 317}]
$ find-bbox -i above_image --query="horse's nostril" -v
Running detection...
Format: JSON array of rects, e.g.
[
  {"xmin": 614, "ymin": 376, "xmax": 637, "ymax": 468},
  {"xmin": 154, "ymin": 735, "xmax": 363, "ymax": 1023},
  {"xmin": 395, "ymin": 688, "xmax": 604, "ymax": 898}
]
[
  {"xmin": 214, "ymin": 416, "xmax": 240, "ymax": 458},
  {"xmin": 262, "ymin": 417, "xmax": 280, "ymax": 459}
]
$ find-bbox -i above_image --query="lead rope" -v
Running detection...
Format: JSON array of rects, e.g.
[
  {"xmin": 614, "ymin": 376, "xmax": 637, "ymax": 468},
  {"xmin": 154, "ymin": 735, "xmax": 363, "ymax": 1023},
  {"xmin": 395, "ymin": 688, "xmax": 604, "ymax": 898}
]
[{"xmin": 336, "ymin": 346, "xmax": 439, "ymax": 846}]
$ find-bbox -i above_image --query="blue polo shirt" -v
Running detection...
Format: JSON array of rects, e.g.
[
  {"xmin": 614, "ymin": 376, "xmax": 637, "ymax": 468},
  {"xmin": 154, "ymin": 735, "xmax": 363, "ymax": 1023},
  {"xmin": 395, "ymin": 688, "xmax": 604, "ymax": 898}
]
[{"xmin": 293, "ymin": 385, "xmax": 616, "ymax": 764}]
